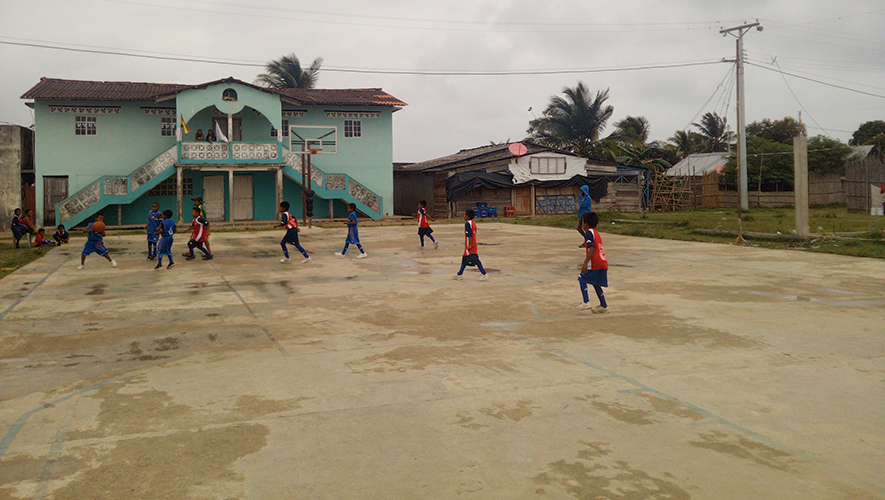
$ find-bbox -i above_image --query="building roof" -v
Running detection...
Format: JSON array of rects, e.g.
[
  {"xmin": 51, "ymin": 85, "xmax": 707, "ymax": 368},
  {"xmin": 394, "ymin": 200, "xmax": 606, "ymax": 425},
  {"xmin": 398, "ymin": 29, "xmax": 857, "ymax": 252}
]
[
  {"xmin": 396, "ymin": 141, "xmax": 608, "ymax": 173},
  {"xmin": 21, "ymin": 77, "xmax": 407, "ymax": 107},
  {"xmin": 666, "ymin": 152, "xmax": 729, "ymax": 176}
]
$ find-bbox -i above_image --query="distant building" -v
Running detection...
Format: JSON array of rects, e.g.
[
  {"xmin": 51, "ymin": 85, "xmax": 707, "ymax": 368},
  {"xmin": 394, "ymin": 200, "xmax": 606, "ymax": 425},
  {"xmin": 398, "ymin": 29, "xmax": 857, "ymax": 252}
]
[
  {"xmin": 665, "ymin": 153, "xmax": 729, "ymax": 177},
  {"xmin": 21, "ymin": 77, "xmax": 406, "ymax": 227},
  {"xmin": 0, "ymin": 124, "xmax": 35, "ymax": 230}
]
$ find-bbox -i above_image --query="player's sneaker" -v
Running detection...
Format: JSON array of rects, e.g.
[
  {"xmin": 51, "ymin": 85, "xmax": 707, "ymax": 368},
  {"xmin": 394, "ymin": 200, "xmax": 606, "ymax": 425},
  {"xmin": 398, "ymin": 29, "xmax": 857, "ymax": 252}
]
[
  {"xmin": 334, "ymin": 252, "xmax": 345, "ymax": 258},
  {"xmin": 77, "ymin": 264, "xmax": 84, "ymax": 270},
  {"xmin": 280, "ymin": 257, "xmax": 289, "ymax": 263},
  {"xmin": 576, "ymin": 302, "xmax": 593, "ymax": 310},
  {"xmin": 167, "ymin": 262, "xmax": 175, "ymax": 269},
  {"xmin": 111, "ymin": 260, "xmax": 117, "ymax": 268},
  {"xmin": 356, "ymin": 252, "xmax": 368, "ymax": 259},
  {"xmin": 181, "ymin": 252, "xmax": 190, "ymax": 257},
  {"xmin": 154, "ymin": 264, "xmax": 162, "ymax": 270},
  {"xmin": 592, "ymin": 306, "xmax": 608, "ymax": 314},
  {"xmin": 202, "ymin": 255, "xmax": 213, "ymax": 260},
  {"xmin": 479, "ymin": 274, "xmax": 488, "ymax": 281},
  {"xmin": 434, "ymin": 240, "xmax": 439, "ymax": 249},
  {"xmin": 185, "ymin": 255, "xmax": 196, "ymax": 261},
  {"xmin": 301, "ymin": 256, "xmax": 311, "ymax": 263},
  {"xmin": 451, "ymin": 274, "xmax": 462, "ymax": 280}
]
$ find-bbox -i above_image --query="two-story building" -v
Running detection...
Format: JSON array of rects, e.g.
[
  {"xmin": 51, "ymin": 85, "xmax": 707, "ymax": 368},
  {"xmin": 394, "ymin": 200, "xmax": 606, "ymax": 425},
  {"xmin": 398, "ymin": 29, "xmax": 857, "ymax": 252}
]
[{"xmin": 21, "ymin": 77, "xmax": 406, "ymax": 227}]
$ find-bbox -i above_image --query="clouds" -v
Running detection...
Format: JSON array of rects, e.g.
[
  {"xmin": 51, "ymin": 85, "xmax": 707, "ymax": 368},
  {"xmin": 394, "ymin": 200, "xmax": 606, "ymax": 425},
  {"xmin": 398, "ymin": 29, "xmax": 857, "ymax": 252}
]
[{"xmin": 1, "ymin": 0, "xmax": 883, "ymax": 162}]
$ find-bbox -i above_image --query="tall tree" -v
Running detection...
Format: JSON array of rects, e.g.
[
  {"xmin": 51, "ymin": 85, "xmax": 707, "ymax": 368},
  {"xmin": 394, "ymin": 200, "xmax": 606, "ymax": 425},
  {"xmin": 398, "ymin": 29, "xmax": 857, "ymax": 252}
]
[
  {"xmin": 256, "ymin": 53, "xmax": 323, "ymax": 89},
  {"xmin": 611, "ymin": 116, "xmax": 649, "ymax": 145},
  {"xmin": 668, "ymin": 130, "xmax": 703, "ymax": 159},
  {"xmin": 614, "ymin": 142, "xmax": 672, "ymax": 172},
  {"xmin": 527, "ymin": 82, "xmax": 614, "ymax": 157},
  {"xmin": 746, "ymin": 117, "xmax": 806, "ymax": 144},
  {"xmin": 692, "ymin": 112, "xmax": 733, "ymax": 152},
  {"xmin": 849, "ymin": 120, "xmax": 885, "ymax": 146}
]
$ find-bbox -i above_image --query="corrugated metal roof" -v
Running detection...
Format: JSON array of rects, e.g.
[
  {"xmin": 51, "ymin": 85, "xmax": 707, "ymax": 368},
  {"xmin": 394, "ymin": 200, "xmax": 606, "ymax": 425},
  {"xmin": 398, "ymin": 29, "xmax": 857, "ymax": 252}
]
[
  {"xmin": 666, "ymin": 153, "xmax": 729, "ymax": 176},
  {"xmin": 21, "ymin": 77, "xmax": 407, "ymax": 107}
]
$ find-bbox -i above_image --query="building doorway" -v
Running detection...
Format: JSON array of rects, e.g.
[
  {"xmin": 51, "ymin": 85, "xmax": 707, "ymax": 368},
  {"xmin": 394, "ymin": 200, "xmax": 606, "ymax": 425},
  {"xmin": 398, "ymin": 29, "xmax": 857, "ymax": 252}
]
[
  {"xmin": 43, "ymin": 176, "xmax": 68, "ymax": 226},
  {"xmin": 233, "ymin": 175, "xmax": 253, "ymax": 220},
  {"xmin": 202, "ymin": 175, "xmax": 226, "ymax": 221},
  {"xmin": 212, "ymin": 117, "xmax": 242, "ymax": 141}
]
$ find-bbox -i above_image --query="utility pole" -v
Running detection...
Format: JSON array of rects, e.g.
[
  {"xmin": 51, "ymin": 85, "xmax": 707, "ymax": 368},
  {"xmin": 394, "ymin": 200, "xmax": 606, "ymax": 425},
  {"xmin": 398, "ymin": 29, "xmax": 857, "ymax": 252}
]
[{"xmin": 721, "ymin": 21, "xmax": 762, "ymax": 211}]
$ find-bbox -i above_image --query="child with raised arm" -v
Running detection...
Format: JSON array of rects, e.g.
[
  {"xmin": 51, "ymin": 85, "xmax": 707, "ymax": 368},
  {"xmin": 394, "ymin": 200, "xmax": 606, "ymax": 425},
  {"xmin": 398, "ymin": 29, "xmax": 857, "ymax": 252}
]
[
  {"xmin": 452, "ymin": 208, "xmax": 488, "ymax": 281},
  {"xmin": 146, "ymin": 202, "xmax": 161, "ymax": 260},
  {"xmin": 184, "ymin": 207, "xmax": 213, "ymax": 261},
  {"xmin": 335, "ymin": 203, "xmax": 367, "ymax": 259},
  {"xmin": 155, "ymin": 209, "xmax": 176, "ymax": 269},
  {"xmin": 577, "ymin": 212, "xmax": 609, "ymax": 313},
  {"xmin": 415, "ymin": 200, "xmax": 438, "ymax": 249},
  {"xmin": 276, "ymin": 201, "xmax": 310, "ymax": 263},
  {"xmin": 78, "ymin": 214, "xmax": 116, "ymax": 270}
]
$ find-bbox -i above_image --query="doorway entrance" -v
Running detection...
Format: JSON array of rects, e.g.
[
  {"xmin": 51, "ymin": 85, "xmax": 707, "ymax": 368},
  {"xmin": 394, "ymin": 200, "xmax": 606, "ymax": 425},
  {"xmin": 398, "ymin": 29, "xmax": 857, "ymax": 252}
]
[
  {"xmin": 43, "ymin": 176, "xmax": 68, "ymax": 226},
  {"xmin": 212, "ymin": 117, "xmax": 242, "ymax": 141},
  {"xmin": 202, "ymin": 175, "xmax": 226, "ymax": 221},
  {"xmin": 233, "ymin": 175, "xmax": 253, "ymax": 220}
]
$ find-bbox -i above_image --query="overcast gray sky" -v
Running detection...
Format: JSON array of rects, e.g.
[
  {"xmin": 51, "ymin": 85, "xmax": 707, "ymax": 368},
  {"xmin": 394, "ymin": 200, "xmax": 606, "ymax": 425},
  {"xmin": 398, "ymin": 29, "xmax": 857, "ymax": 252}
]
[{"xmin": 1, "ymin": 0, "xmax": 883, "ymax": 162}]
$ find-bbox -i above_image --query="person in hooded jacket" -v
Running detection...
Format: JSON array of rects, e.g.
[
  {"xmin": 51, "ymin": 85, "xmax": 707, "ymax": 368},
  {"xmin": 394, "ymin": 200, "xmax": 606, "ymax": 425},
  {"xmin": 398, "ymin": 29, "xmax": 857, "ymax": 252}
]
[{"xmin": 576, "ymin": 185, "xmax": 593, "ymax": 246}]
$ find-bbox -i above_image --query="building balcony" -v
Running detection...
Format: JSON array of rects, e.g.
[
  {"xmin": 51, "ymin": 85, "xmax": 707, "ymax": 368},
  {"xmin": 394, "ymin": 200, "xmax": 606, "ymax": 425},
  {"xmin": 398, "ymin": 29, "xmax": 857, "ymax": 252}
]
[{"xmin": 178, "ymin": 141, "xmax": 282, "ymax": 164}]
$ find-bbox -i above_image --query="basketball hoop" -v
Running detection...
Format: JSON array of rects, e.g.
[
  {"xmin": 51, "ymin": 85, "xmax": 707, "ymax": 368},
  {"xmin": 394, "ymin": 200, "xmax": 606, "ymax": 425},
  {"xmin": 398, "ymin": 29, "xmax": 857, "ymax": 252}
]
[{"xmin": 309, "ymin": 149, "xmax": 320, "ymax": 155}]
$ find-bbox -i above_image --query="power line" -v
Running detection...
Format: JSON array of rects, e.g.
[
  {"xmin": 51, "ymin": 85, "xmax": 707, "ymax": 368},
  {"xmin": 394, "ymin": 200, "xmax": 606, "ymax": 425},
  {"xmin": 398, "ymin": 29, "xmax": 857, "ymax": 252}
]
[
  {"xmin": 0, "ymin": 39, "xmax": 723, "ymax": 76},
  {"xmin": 771, "ymin": 59, "xmax": 833, "ymax": 138},
  {"xmin": 746, "ymin": 61, "xmax": 885, "ymax": 99}
]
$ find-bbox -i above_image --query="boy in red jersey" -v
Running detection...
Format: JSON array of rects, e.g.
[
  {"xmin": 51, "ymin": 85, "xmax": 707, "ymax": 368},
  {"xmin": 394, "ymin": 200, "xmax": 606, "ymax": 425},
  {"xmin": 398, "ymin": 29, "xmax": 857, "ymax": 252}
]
[
  {"xmin": 415, "ymin": 200, "xmax": 438, "ymax": 249},
  {"xmin": 184, "ymin": 207, "xmax": 213, "ymax": 261},
  {"xmin": 577, "ymin": 212, "xmax": 608, "ymax": 313},
  {"xmin": 276, "ymin": 201, "xmax": 310, "ymax": 263},
  {"xmin": 452, "ymin": 208, "xmax": 488, "ymax": 281}
]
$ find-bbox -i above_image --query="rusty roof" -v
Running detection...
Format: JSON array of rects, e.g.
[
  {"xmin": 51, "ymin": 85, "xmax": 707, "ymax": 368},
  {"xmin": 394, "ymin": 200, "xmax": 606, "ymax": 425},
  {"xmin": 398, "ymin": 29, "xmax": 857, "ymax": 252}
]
[{"xmin": 21, "ymin": 77, "xmax": 407, "ymax": 107}]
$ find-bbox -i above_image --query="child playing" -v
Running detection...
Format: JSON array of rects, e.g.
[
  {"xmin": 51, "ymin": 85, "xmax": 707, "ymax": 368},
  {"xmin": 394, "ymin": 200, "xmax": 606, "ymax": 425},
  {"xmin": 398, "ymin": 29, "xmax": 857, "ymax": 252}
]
[
  {"xmin": 53, "ymin": 224, "xmax": 70, "ymax": 245},
  {"xmin": 146, "ymin": 202, "xmax": 161, "ymax": 260},
  {"xmin": 416, "ymin": 200, "xmax": 438, "ymax": 249},
  {"xmin": 155, "ymin": 209, "xmax": 176, "ymax": 269},
  {"xmin": 577, "ymin": 212, "xmax": 609, "ymax": 313},
  {"xmin": 34, "ymin": 228, "xmax": 57, "ymax": 246},
  {"xmin": 185, "ymin": 207, "xmax": 213, "ymax": 261},
  {"xmin": 189, "ymin": 196, "xmax": 212, "ymax": 257},
  {"xmin": 78, "ymin": 214, "xmax": 116, "ymax": 270},
  {"xmin": 335, "ymin": 203, "xmax": 367, "ymax": 259},
  {"xmin": 11, "ymin": 209, "xmax": 29, "ymax": 248},
  {"xmin": 276, "ymin": 201, "xmax": 310, "ymax": 263},
  {"xmin": 452, "ymin": 208, "xmax": 488, "ymax": 281}
]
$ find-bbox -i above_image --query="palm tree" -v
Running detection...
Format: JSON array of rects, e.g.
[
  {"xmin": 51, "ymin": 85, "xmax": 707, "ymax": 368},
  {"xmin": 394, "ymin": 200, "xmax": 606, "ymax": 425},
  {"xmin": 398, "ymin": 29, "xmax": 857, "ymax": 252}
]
[
  {"xmin": 256, "ymin": 53, "xmax": 323, "ymax": 89},
  {"xmin": 668, "ymin": 130, "xmax": 703, "ymax": 159},
  {"xmin": 614, "ymin": 143, "xmax": 672, "ymax": 172},
  {"xmin": 527, "ymin": 82, "xmax": 614, "ymax": 157},
  {"xmin": 692, "ymin": 112, "xmax": 733, "ymax": 152},
  {"xmin": 611, "ymin": 116, "xmax": 649, "ymax": 145}
]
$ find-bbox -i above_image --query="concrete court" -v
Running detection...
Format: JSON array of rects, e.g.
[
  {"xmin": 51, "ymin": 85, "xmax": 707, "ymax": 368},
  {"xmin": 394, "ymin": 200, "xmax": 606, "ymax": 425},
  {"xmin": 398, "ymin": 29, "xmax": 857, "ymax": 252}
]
[{"xmin": 0, "ymin": 221, "xmax": 882, "ymax": 500}]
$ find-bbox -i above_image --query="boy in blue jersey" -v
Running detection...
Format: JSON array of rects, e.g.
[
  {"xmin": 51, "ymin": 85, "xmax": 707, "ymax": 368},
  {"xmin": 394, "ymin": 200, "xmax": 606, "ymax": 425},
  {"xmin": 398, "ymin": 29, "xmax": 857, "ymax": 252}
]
[
  {"xmin": 145, "ymin": 202, "xmax": 161, "ymax": 260},
  {"xmin": 53, "ymin": 224, "xmax": 70, "ymax": 245},
  {"xmin": 77, "ymin": 214, "xmax": 116, "ymax": 270},
  {"xmin": 155, "ymin": 209, "xmax": 176, "ymax": 269},
  {"xmin": 276, "ymin": 201, "xmax": 310, "ymax": 263},
  {"xmin": 335, "ymin": 203, "xmax": 367, "ymax": 259}
]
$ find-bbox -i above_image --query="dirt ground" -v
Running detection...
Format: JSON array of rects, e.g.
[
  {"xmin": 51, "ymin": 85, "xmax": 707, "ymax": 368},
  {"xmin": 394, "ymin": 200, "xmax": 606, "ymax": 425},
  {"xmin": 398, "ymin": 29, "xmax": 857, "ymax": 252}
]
[{"xmin": 0, "ymin": 222, "xmax": 883, "ymax": 500}]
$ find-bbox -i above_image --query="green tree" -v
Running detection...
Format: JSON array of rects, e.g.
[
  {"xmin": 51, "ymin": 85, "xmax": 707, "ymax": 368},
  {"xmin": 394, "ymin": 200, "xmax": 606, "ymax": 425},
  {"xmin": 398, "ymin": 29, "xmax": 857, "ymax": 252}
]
[
  {"xmin": 849, "ymin": 120, "xmax": 885, "ymax": 146},
  {"xmin": 527, "ymin": 82, "xmax": 614, "ymax": 157},
  {"xmin": 807, "ymin": 135, "xmax": 851, "ymax": 175},
  {"xmin": 614, "ymin": 142, "xmax": 672, "ymax": 172},
  {"xmin": 668, "ymin": 130, "xmax": 704, "ymax": 159},
  {"xmin": 723, "ymin": 136, "xmax": 793, "ymax": 191},
  {"xmin": 692, "ymin": 112, "xmax": 733, "ymax": 152},
  {"xmin": 610, "ymin": 116, "xmax": 649, "ymax": 145},
  {"xmin": 256, "ymin": 53, "xmax": 323, "ymax": 89},
  {"xmin": 746, "ymin": 117, "xmax": 806, "ymax": 144}
]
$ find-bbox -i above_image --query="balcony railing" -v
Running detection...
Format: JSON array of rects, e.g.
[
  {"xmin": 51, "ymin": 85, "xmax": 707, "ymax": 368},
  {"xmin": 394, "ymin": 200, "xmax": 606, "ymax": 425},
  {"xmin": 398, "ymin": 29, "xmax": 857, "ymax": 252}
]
[{"xmin": 178, "ymin": 141, "xmax": 282, "ymax": 164}]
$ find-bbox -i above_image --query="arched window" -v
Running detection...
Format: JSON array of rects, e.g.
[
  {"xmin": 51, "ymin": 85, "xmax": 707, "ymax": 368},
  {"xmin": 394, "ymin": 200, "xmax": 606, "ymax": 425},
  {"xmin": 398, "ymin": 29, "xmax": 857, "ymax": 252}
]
[{"xmin": 222, "ymin": 88, "xmax": 238, "ymax": 102}]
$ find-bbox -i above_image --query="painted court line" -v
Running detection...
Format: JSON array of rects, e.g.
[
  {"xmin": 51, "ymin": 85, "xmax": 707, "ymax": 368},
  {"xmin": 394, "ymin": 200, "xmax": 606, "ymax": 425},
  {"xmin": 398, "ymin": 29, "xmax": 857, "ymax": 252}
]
[
  {"xmin": 496, "ymin": 324, "xmax": 885, "ymax": 497},
  {"xmin": 0, "ymin": 253, "xmax": 73, "ymax": 322},
  {"xmin": 209, "ymin": 262, "xmax": 289, "ymax": 357}
]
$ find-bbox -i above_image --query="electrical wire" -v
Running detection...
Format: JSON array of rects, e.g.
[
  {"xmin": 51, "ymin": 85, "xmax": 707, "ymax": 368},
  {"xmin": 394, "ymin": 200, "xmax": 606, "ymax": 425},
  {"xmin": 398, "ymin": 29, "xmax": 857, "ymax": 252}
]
[{"xmin": 746, "ymin": 61, "xmax": 885, "ymax": 99}]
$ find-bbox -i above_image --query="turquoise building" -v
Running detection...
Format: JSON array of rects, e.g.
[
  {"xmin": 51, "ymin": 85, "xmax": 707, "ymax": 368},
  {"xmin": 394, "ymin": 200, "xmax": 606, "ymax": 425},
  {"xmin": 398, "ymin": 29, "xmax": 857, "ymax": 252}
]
[{"xmin": 21, "ymin": 77, "xmax": 406, "ymax": 227}]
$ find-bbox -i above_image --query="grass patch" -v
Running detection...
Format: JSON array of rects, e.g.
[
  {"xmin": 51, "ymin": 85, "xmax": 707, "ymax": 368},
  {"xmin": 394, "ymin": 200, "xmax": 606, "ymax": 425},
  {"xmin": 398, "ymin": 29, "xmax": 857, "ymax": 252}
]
[
  {"xmin": 0, "ymin": 238, "xmax": 59, "ymax": 280},
  {"xmin": 497, "ymin": 207, "xmax": 885, "ymax": 259}
]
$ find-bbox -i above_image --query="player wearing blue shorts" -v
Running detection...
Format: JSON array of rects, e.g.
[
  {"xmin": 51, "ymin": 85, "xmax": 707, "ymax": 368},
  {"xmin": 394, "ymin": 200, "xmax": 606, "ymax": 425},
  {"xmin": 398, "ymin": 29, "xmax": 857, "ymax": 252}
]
[
  {"xmin": 77, "ymin": 214, "xmax": 116, "ymax": 270},
  {"xmin": 146, "ymin": 202, "xmax": 161, "ymax": 260},
  {"xmin": 335, "ymin": 203, "xmax": 367, "ymax": 259},
  {"xmin": 155, "ymin": 209, "xmax": 176, "ymax": 269},
  {"xmin": 577, "ymin": 212, "xmax": 609, "ymax": 313}
]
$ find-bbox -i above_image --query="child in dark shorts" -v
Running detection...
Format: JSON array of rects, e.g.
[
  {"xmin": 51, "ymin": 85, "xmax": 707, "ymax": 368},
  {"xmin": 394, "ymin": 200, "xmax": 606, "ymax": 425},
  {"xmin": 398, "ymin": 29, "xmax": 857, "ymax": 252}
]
[
  {"xmin": 452, "ymin": 208, "xmax": 488, "ymax": 281},
  {"xmin": 78, "ymin": 215, "xmax": 116, "ymax": 270}
]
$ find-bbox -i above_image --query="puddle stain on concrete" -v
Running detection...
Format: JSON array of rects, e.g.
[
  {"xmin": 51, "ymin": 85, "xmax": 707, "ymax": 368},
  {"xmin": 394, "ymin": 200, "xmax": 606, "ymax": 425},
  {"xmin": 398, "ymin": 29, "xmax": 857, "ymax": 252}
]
[
  {"xmin": 689, "ymin": 430, "xmax": 797, "ymax": 471},
  {"xmin": 85, "ymin": 284, "xmax": 107, "ymax": 296},
  {"xmin": 575, "ymin": 395, "xmax": 657, "ymax": 426},
  {"xmin": 346, "ymin": 343, "xmax": 512, "ymax": 374},
  {"xmin": 534, "ymin": 441, "xmax": 690, "ymax": 500},
  {"xmin": 454, "ymin": 412, "xmax": 489, "ymax": 430},
  {"xmin": 479, "ymin": 400, "xmax": 536, "ymax": 422}
]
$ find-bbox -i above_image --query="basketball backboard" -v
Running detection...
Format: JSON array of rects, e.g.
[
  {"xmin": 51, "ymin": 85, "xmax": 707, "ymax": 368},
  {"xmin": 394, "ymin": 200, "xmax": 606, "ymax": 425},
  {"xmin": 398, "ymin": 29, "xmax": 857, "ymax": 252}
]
[{"xmin": 289, "ymin": 125, "xmax": 338, "ymax": 154}]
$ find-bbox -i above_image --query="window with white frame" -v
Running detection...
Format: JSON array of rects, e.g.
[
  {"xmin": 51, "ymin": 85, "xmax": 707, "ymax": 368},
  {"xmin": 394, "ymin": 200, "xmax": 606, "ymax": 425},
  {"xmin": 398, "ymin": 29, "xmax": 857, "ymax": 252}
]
[
  {"xmin": 161, "ymin": 116, "xmax": 176, "ymax": 137},
  {"xmin": 530, "ymin": 157, "xmax": 566, "ymax": 175},
  {"xmin": 270, "ymin": 119, "xmax": 289, "ymax": 138},
  {"xmin": 344, "ymin": 119, "xmax": 362, "ymax": 138},
  {"xmin": 75, "ymin": 116, "xmax": 96, "ymax": 136}
]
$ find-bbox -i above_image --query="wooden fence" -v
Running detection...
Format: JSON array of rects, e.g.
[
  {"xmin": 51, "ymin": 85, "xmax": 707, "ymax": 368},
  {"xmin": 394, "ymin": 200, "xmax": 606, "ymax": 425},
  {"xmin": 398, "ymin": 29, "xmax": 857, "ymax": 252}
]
[
  {"xmin": 697, "ymin": 171, "xmax": 857, "ymax": 209},
  {"xmin": 846, "ymin": 156, "xmax": 885, "ymax": 212}
]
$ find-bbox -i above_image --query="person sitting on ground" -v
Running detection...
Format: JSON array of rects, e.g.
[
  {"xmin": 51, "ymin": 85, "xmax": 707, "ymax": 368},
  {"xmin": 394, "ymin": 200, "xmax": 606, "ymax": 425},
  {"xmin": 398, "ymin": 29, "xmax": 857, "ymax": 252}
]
[
  {"xmin": 53, "ymin": 224, "xmax": 70, "ymax": 244},
  {"xmin": 34, "ymin": 228, "xmax": 57, "ymax": 246},
  {"xmin": 11, "ymin": 208, "xmax": 29, "ymax": 248}
]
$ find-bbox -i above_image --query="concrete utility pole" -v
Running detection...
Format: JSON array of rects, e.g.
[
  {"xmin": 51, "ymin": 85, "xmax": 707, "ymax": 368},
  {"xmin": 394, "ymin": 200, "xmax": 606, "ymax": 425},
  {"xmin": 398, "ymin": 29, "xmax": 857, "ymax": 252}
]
[
  {"xmin": 794, "ymin": 135, "xmax": 809, "ymax": 236},
  {"xmin": 721, "ymin": 21, "xmax": 763, "ymax": 211}
]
